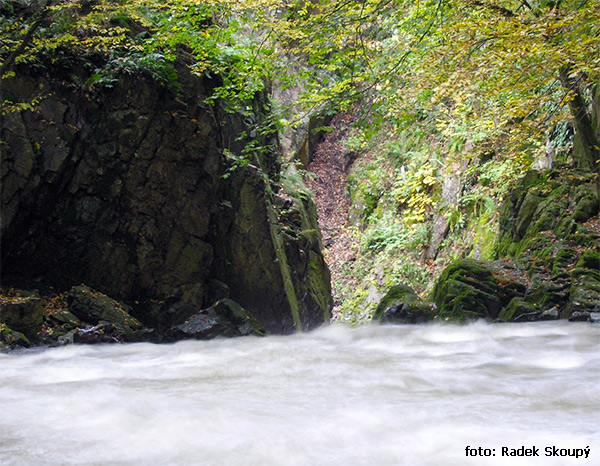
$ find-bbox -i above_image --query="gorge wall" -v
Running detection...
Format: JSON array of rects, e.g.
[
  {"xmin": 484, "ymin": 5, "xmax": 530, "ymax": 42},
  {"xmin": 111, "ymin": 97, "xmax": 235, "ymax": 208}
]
[{"xmin": 1, "ymin": 55, "xmax": 332, "ymax": 340}]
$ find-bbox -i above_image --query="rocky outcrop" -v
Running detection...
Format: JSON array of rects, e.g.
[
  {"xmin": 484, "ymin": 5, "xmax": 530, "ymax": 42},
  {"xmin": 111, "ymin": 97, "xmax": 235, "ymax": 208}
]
[
  {"xmin": 373, "ymin": 167, "xmax": 599, "ymax": 325},
  {"xmin": 1, "ymin": 50, "xmax": 332, "ymax": 340},
  {"xmin": 431, "ymin": 169, "xmax": 600, "ymax": 323}
]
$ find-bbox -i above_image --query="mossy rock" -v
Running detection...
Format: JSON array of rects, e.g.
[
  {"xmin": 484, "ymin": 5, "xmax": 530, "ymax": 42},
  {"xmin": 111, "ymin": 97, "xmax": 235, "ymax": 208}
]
[
  {"xmin": 515, "ymin": 192, "xmax": 544, "ymax": 238},
  {"xmin": 0, "ymin": 323, "xmax": 30, "ymax": 351},
  {"xmin": 577, "ymin": 250, "xmax": 600, "ymax": 270},
  {"xmin": 572, "ymin": 185, "xmax": 599, "ymax": 222},
  {"xmin": 432, "ymin": 259, "xmax": 528, "ymax": 321},
  {"xmin": 551, "ymin": 247, "xmax": 578, "ymax": 276},
  {"xmin": 68, "ymin": 284, "xmax": 143, "ymax": 336},
  {"xmin": 498, "ymin": 298, "xmax": 539, "ymax": 322},
  {"xmin": 47, "ymin": 309, "xmax": 82, "ymax": 329},
  {"xmin": 213, "ymin": 298, "xmax": 266, "ymax": 336},
  {"xmin": 0, "ymin": 296, "xmax": 43, "ymax": 339},
  {"xmin": 373, "ymin": 284, "xmax": 437, "ymax": 324},
  {"xmin": 432, "ymin": 260, "xmax": 500, "ymax": 320}
]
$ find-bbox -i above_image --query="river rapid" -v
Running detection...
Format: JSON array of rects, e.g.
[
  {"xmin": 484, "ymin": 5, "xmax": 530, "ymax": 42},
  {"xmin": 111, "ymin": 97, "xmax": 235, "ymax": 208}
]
[{"xmin": 1, "ymin": 321, "xmax": 598, "ymax": 465}]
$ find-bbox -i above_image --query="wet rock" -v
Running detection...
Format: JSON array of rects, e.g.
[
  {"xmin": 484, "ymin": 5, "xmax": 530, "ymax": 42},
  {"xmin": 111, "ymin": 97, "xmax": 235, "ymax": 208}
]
[
  {"xmin": 166, "ymin": 298, "xmax": 264, "ymax": 341},
  {"xmin": 539, "ymin": 306, "xmax": 560, "ymax": 320},
  {"xmin": 68, "ymin": 285, "xmax": 143, "ymax": 337},
  {"xmin": 499, "ymin": 298, "xmax": 539, "ymax": 322},
  {"xmin": 568, "ymin": 311, "xmax": 592, "ymax": 322},
  {"xmin": 0, "ymin": 296, "xmax": 43, "ymax": 339},
  {"xmin": 47, "ymin": 309, "xmax": 82, "ymax": 328},
  {"xmin": 213, "ymin": 298, "xmax": 266, "ymax": 336},
  {"xmin": 73, "ymin": 323, "xmax": 123, "ymax": 344},
  {"xmin": 373, "ymin": 285, "xmax": 437, "ymax": 324},
  {"xmin": 216, "ymin": 165, "xmax": 332, "ymax": 334},
  {"xmin": 0, "ymin": 324, "xmax": 30, "ymax": 351}
]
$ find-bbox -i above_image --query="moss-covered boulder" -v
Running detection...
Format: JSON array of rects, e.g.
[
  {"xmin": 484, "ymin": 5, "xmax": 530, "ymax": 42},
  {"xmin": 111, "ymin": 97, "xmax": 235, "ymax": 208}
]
[
  {"xmin": 498, "ymin": 298, "xmax": 540, "ymax": 322},
  {"xmin": 68, "ymin": 285, "xmax": 143, "ymax": 338},
  {"xmin": 432, "ymin": 259, "xmax": 528, "ymax": 321},
  {"xmin": 565, "ymin": 251, "xmax": 600, "ymax": 319},
  {"xmin": 373, "ymin": 285, "xmax": 437, "ymax": 324},
  {"xmin": 0, "ymin": 323, "xmax": 30, "ymax": 351}
]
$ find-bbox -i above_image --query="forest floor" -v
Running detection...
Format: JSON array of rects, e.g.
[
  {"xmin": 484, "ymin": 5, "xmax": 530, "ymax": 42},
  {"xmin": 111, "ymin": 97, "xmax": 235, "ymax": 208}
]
[{"xmin": 303, "ymin": 113, "xmax": 360, "ymax": 319}]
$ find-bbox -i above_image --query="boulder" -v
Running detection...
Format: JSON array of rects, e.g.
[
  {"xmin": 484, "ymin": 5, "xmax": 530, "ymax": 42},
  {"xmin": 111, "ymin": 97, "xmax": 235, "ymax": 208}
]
[
  {"xmin": 0, "ymin": 295, "xmax": 43, "ymax": 338},
  {"xmin": 167, "ymin": 298, "xmax": 265, "ymax": 341},
  {"xmin": 0, "ymin": 324, "xmax": 30, "ymax": 351},
  {"xmin": 373, "ymin": 285, "xmax": 437, "ymax": 324},
  {"xmin": 68, "ymin": 285, "xmax": 143, "ymax": 338}
]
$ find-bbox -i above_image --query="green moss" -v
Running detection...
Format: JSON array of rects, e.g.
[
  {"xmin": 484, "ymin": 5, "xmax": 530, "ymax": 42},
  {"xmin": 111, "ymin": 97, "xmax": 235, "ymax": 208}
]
[
  {"xmin": 577, "ymin": 250, "xmax": 600, "ymax": 270},
  {"xmin": 498, "ymin": 297, "xmax": 538, "ymax": 322},
  {"xmin": 432, "ymin": 260, "xmax": 502, "ymax": 320},
  {"xmin": 306, "ymin": 250, "xmax": 332, "ymax": 323},
  {"xmin": 0, "ymin": 323, "xmax": 30, "ymax": 349},
  {"xmin": 373, "ymin": 284, "xmax": 415, "ymax": 319},
  {"xmin": 266, "ymin": 199, "xmax": 302, "ymax": 331}
]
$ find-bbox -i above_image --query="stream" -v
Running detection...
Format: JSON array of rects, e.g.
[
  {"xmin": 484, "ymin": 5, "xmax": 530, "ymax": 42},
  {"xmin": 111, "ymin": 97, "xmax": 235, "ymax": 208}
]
[{"xmin": 1, "ymin": 321, "xmax": 598, "ymax": 465}]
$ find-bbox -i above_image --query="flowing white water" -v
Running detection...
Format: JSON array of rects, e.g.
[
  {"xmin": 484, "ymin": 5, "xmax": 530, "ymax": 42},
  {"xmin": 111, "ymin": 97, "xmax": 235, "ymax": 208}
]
[{"xmin": 1, "ymin": 321, "xmax": 598, "ymax": 466}]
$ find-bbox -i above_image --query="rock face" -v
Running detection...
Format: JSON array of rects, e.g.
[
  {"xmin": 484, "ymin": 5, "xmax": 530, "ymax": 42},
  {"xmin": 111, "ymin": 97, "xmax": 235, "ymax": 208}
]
[
  {"xmin": 1, "ymin": 53, "xmax": 332, "ymax": 338},
  {"xmin": 432, "ymin": 169, "xmax": 599, "ymax": 323}
]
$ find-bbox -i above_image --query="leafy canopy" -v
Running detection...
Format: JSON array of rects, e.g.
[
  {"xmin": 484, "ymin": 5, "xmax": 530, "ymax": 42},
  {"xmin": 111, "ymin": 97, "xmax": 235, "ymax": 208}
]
[{"xmin": 2, "ymin": 0, "xmax": 599, "ymax": 165}]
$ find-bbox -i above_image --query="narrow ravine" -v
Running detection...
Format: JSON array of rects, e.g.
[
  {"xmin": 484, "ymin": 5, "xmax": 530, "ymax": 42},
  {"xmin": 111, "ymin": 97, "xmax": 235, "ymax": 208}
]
[{"xmin": 303, "ymin": 113, "xmax": 359, "ymax": 318}]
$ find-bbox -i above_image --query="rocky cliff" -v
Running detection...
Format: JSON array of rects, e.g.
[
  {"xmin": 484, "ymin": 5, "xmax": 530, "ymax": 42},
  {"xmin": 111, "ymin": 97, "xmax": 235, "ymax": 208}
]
[{"xmin": 1, "ymin": 53, "xmax": 332, "ymax": 346}]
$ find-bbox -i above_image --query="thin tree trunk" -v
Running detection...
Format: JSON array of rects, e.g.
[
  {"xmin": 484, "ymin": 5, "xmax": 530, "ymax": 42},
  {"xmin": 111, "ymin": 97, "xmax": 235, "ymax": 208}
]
[{"xmin": 558, "ymin": 67, "xmax": 599, "ymax": 171}]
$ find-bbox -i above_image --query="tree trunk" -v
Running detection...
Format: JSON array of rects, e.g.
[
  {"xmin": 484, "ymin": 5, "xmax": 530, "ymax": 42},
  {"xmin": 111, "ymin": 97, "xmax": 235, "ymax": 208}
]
[{"xmin": 558, "ymin": 67, "xmax": 599, "ymax": 171}]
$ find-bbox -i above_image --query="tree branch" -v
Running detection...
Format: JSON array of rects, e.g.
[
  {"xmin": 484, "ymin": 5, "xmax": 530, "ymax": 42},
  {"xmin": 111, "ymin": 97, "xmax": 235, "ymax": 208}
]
[{"xmin": 0, "ymin": 0, "xmax": 54, "ymax": 78}]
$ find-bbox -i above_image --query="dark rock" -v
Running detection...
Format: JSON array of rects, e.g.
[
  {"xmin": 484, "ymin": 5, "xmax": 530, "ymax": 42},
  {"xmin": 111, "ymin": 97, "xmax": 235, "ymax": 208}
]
[
  {"xmin": 215, "ymin": 166, "xmax": 332, "ymax": 334},
  {"xmin": 568, "ymin": 311, "xmax": 591, "ymax": 322},
  {"xmin": 73, "ymin": 323, "xmax": 123, "ymax": 344},
  {"xmin": 0, "ymin": 296, "xmax": 43, "ymax": 338},
  {"xmin": 373, "ymin": 285, "xmax": 437, "ymax": 324},
  {"xmin": 0, "ymin": 324, "xmax": 30, "ymax": 351},
  {"xmin": 68, "ymin": 285, "xmax": 143, "ymax": 337},
  {"xmin": 1, "ymin": 48, "xmax": 332, "ymax": 336},
  {"xmin": 499, "ymin": 298, "xmax": 538, "ymax": 322},
  {"xmin": 213, "ymin": 298, "xmax": 266, "ymax": 336},
  {"xmin": 167, "ymin": 298, "xmax": 263, "ymax": 341},
  {"xmin": 47, "ymin": 309, "xmax": 82, "ymax": 328},
  {"xmin": 539, "ymin": 306, "xmax": 560, "ymax": 321}
]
